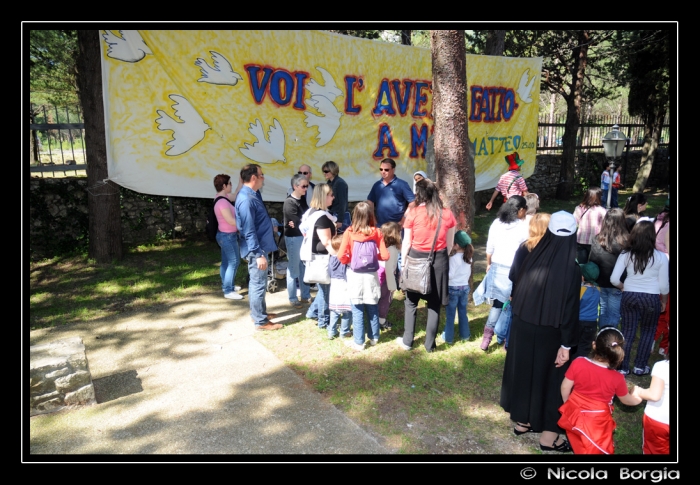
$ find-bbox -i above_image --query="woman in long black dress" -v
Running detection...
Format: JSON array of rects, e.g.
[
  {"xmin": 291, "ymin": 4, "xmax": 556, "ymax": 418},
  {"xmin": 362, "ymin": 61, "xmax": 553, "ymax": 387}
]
[{"xmin": 500, "ymin": 211, "xmax": 581, "ymax": 452}]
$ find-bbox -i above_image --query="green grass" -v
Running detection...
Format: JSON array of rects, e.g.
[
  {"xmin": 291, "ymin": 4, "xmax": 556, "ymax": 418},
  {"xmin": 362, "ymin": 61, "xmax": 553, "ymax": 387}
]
[{"xmin": 28, "ymin": 238, "xmax": 246, "ymax": 330}]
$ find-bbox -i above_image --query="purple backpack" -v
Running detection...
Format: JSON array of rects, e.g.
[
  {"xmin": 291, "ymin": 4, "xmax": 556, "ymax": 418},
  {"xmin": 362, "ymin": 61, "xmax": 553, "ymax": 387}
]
[{"xmin": 349, "ymin": 239, "xmax": 379, "ymax": 273}]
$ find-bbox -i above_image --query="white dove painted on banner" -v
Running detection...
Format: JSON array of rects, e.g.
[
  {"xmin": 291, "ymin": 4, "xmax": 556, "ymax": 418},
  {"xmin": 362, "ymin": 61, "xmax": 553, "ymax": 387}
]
[
  {"xmin": 195, "ymin": 51, "xmax": 243, "ymax": 86},
  {"xmin": 306, "ymin": 67, "xmax": 343, "ymax": 101},
  {"xmin": 155, "ymin": 95, "xmax": 210, "ymax": 156},
  {"xmin": 304, "ymin": 96, "xmax": 342, "ymax": 147},
  {"xmin": 303, "ymin": 67, "xmax": 343, "ymax": 147},
  {"xmin": 239, "ymin": 119, "xmax": 286, "ymax": 164},
  {"xmin": 517, "ymin": 69, "xmax": 537, "ymax": 104},
  {"xmin": 102, "ymin": 30, "xmax": 152, "ymax": 63}
]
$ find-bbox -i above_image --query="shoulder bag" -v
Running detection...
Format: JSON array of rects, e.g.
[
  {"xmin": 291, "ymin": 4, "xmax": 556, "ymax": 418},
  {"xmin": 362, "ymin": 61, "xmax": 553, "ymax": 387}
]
[
  {"xmin": 399, "ymin": 214, "xmax": 442, "ymax": 294},
  {"xmin": 304, "ymin": 253, "xmax": 331, "ymax": 284}
]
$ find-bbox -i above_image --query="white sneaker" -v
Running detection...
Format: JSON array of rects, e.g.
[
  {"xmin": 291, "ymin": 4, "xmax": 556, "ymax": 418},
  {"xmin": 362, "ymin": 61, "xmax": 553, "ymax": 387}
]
[
  {"xmin": 234, "ymin": 285, "xmax": 242, "ymax": 292},
  {"xmin": 395, "ymin": 337, "xmax": 411, "ymax": 351},
  {"xmin": 224, "ymin": 292, "xmax": 243, "ymax": 300},
  {"xmin": 368, "ymin": 339, "xmax": 379, "ymax": 346},
  {"xmin": 344, "ymin": 340, "xmax": 364, "ymax": 351}
]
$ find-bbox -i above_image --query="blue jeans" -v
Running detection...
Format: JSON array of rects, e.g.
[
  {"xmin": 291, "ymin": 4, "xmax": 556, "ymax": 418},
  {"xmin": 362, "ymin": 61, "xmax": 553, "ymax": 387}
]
[
  {"xmin": 442, "ymin": 285, "xmax": 470, "ymax": 343},
  {"xmin": 599, "ymin": 287, "xmax": 622, "ymax": 329},
  {"xmin": 601, "ymin": 188, "xmax": 619, "ymax": 208},
  {"xmin": 216, "ymin": 231, "xmax": 240, "ymax": 295},
  {"xmin": 328, "ymin": 311, "xmax": 351, "ymax": 338},
  {"xmin": 247, "ymin": 254, "xmax": 268, "ymax": 326},
  {"xmin": 306, "ymin": 282, "xmax": 330, "ymax": 328},
  {"xmin": 284, "ymin": 236, "xmax": 310, "ymax": 303},
  {"xmin": 351, "ymin": 303, "xmax": 379, "ymax": 345}
]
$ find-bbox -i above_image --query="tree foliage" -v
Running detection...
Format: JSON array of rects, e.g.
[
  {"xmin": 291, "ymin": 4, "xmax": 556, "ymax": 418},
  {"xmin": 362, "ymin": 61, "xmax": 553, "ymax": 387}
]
[
  {"xmin": 29, "ymin": 29, "xmax": 79, "ymax": 106},
  {"xmin": 616, "ymin": 30, "xmax": 671, "ymax": 191},
  {"xmin": 326, "ymin": 29, "xmax": 382, "ymax": 40}
]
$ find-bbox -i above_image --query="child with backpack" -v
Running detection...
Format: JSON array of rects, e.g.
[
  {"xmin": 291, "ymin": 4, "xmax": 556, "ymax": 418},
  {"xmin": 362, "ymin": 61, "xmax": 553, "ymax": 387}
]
[
  {"xmin": 378, "ymin": 222, "xmax": 401, "ymax": 331},
  {"xmin": 327, "ymin": 234, "xmax": 352, "ymax": 340},
  {"xmin": 337, "ymin": 202, "xmax": 390, "ymax": 351},
  {"xmin": 440, "ymin": 230, "xmax": 474, "ymax": 344}
]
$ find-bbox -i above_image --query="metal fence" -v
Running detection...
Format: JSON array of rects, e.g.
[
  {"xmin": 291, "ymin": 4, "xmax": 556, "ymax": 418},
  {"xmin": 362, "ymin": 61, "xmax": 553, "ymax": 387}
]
[
  {"xmin": 536, "ymin": 114, "xmax": 671, "ymax": 152},
  {"xmin": 28, "ymin": 104, "xmax": 671, "ymax": 177},
  {"xmin": 29, "ymin": 103, "xmax": 86, "ymax": 177}
]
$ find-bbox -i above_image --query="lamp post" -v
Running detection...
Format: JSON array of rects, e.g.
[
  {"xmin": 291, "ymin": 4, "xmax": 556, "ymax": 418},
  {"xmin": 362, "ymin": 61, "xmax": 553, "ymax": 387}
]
[{"xmin": 602, "ymin": 124, "xmax": 627, "ymax": 209}]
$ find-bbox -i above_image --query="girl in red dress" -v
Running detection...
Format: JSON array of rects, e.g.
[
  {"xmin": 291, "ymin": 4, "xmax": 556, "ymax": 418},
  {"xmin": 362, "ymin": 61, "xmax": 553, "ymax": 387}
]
[{"xmin": 558, "ymin": 328, "xmax": 642, "ymax": 454}]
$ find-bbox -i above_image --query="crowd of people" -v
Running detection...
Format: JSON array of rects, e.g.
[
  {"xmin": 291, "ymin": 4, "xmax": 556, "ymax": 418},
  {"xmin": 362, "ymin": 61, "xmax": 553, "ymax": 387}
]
[{"xmin": 210, "ymin": 154, "xmax": 671, "ymax": 455}]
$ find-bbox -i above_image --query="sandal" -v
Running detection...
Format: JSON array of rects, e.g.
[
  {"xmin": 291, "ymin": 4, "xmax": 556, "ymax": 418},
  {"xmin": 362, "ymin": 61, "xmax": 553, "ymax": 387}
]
[
  {"xmin": 513, "ymin": 422, "xmax": 533, "ymax": 436},
  {"xmin": 540, "ymin": 435, "xmax": 572, "ymax": 453}
]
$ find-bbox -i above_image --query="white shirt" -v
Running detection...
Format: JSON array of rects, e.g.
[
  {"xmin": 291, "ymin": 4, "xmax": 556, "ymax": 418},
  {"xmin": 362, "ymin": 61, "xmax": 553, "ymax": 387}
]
[
  {"xmin": 449, "ymin": 252, "xmax": 472, "ymax": 286},
  {"xmin": 486, "ymin": 219, "xmax": 528, "ymax": 267},
  {"xmin": 610, "ymin": 250, "xmax": 669, "ymax": 295},
  {"xmin": 379, "ymin": 246, "xmax": 399, "ymax": 292},
  {"xmin": 644, "ymin": 360, "xmax": 669, "ymax": 425}
]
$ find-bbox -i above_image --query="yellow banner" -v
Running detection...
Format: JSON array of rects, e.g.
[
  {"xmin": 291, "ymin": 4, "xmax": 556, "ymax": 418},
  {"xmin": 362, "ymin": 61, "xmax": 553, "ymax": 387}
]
[{"xmin": 101, "ymin": 30, "xmax": 540, "ymax": 201}]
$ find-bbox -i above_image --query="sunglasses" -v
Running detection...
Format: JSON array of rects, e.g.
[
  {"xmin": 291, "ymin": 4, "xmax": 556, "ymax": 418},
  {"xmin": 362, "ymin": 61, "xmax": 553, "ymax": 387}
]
[
  {"xmin": 298, "ymin": 171, "xmax": 309, "ymax": 175},
  {"xmin": 300, "ymin": 185, "xmax": 309, "ymax": 189},
  {"xmin": 323, "ymin": 170, "xmax": 331, "ymax": 173},
  {"xmin": 379, "ymin": 168, "xmax": 392, "ymax": 172}
]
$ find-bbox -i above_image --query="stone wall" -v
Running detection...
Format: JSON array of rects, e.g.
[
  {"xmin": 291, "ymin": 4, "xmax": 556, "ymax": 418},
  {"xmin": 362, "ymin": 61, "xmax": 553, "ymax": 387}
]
[
  {"xmin": 30, "ymin": 337, "xmax": 96, "ymax": 416},
  {"xmin": 29, "ymin": 149, "xmax": 670, "ymax": 260},
  {"xmin": 29, "ymin": 179, "xmax": 213, "ymax": 260}
]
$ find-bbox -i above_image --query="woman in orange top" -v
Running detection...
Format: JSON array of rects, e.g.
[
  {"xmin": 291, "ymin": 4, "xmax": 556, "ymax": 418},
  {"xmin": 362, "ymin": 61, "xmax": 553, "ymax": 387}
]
[{"xmin": 396, "ymin": 179, "xmax": 457, "ymax": 353}]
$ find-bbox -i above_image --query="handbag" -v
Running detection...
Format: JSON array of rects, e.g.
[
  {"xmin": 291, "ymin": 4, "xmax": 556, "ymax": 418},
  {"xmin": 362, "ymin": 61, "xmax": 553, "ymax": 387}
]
[
  {"xmin": 399, "ymin": 216, "xmax": 442, "ymax": 294},
  {"xmin": 304, "ymin": 253, "xmax": 331, "ymax": 284}
]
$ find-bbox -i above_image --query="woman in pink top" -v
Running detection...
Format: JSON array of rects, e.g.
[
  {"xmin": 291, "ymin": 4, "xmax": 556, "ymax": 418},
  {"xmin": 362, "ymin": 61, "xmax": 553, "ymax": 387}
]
[
  {"xmin": 573, "ymin": 187, "xmax": 607, "ymax": 264},
  {"xmin": 213, "ymin": 174, "xmax": 243, "ymax": 300}
]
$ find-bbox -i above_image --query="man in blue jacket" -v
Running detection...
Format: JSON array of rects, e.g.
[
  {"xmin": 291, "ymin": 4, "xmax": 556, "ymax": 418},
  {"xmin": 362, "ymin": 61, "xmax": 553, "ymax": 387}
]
[{"xmin": 236, "ymin": 163, "xmax": 282, "ymax": 331}]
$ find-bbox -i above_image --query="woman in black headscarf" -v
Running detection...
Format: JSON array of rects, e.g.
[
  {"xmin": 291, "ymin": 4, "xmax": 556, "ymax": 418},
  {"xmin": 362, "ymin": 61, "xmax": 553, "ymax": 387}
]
[{"xmin": 500, "ymin": 211, "xmax": 581, "ymax": 453}]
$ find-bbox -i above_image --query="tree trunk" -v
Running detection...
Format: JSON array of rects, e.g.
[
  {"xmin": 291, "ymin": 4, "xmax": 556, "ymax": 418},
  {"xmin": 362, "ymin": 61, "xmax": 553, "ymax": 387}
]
[
  {"xmin": 484, "ymin": 30, "xmax": 506, "ymax": 56},
  {"xmin": 633, "ymin": 108, "xmax": 665, "ymax": 192},
  {"xmin": 400, "ymin": 30, "xmax": 412, "ymax": 46},
  {"xmin": 30, "ymin": 105, "xmax": 41, "ymax": 163},
  {"xmin": 76, "ymin": 30, "xmax": 123, "ymax": 263},
  {"xmin": 556, "ymin": 30, "xmax": 589, "ymax": 200},
  {"xmin": 430, "ymin": 30, "xmax": 473, "ymax": 233}
]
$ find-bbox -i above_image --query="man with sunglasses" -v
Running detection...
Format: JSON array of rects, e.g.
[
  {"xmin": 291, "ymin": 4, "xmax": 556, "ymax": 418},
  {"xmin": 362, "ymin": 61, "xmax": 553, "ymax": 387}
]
[
  {"xmin": 236, "ymin": 164, "xmax": 282, "ymax": 331},
  {"xmin": 287, "ymin": 164, "xmax": 315, "ymax": 206},
  {"xmin": 283, "ymin": 173, "xmax": 312, "ymax": 309},
  {"xmin": 367, "ymin": 158, "xmax": 415, "ymax": 227}
]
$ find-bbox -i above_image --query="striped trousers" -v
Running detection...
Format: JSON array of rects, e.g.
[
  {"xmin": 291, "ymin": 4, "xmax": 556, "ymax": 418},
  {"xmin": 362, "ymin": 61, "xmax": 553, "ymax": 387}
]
[{"xmin": 620, "ymin": 291, "xmax": 661, "ymax": 373}]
